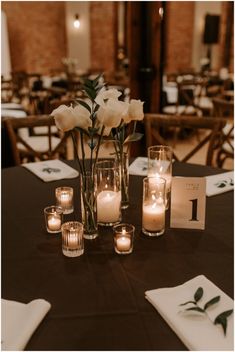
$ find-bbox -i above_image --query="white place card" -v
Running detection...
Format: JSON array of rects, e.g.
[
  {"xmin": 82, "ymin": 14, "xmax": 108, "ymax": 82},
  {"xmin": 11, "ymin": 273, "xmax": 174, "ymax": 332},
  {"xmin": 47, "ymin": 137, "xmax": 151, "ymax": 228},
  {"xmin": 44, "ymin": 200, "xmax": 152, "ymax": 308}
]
[
  {"xmin": 206, "ymin": 171, "xmax": 234, "ymax": 197},
  {"xmin": 128, "ymin": 157, "xmax": 148, "ymax": 176},
  {"xmin": 170, "ymin": 177, "xmax": 206, "ymax": 230},
  {"xmin": 23, "ymin": 159, "xmax": 79, "ymax": 182}
]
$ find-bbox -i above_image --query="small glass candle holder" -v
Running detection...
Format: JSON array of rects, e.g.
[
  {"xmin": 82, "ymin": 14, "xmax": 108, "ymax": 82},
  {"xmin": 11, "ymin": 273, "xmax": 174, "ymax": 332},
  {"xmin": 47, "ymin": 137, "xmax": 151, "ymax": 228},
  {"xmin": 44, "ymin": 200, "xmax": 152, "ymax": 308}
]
[
  {"xmin": 113, "ymin": 223, "xmax": 135, "ymax": 255},
  {"xmin": 147, "ymin": 145, "xmax": 172, "ymax": 210},
  {"xmin": 96, "ymin": 160, "xmax": 121, "ymax": 226},
  {"xmin": 44, "ymin": 206, "xmax": 63, "ymax": 234},
  {"xmin": 142, "ymin": 177, "xmax": 166, "ymax": 237},
  {"xmin": 55, "ymin": 187, "xmax": 74, "ymax": 214},
  {"xmin": 61, "ymin": 221, "xmax": 84, "ymax": 257}
]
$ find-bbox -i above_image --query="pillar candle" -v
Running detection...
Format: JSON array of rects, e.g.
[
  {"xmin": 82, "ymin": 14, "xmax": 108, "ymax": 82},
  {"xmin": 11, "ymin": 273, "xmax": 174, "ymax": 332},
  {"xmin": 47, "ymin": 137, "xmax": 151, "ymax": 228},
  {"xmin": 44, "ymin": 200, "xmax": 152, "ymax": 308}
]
[
  {"xmin": 142, "ymin": 203, "xmax": 165, "ymax": 232},
  {"xmin": 97, "ymin": 190, "xmax": 121, "ymax": 223}
]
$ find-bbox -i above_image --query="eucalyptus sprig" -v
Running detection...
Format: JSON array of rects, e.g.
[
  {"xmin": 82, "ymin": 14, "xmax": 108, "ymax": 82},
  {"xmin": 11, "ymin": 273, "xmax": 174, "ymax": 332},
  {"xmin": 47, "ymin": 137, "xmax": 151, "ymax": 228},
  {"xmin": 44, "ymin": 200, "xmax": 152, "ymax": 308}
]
[{"xmin": 179, "ymin": 287, "xmax": 233, "ymax": 336}]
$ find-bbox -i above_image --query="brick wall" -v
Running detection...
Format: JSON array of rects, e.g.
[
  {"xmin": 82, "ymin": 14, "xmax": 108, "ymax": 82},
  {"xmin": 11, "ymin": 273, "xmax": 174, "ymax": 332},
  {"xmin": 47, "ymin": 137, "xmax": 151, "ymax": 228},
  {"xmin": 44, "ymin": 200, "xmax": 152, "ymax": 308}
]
[
  {"xmin": 90, "ymin": 2, "xmax": 116, "ymax": 77},
  {"xmin": 164, "ymin": 2, "xmax": 195, "ymax": 73},
  {"xmin": 2, "ymin": 1, "xmax": 67, "ymax": 74}
]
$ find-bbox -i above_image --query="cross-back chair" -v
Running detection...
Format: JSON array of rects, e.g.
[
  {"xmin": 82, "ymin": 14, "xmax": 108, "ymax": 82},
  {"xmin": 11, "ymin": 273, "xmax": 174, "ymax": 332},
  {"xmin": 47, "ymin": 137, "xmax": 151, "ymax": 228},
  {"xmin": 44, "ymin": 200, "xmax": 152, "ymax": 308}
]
[
  {"xmin": 144, "ymin": 113, "xmax": 226, "ymax": 166},
  {"xmin": 212, "ymin": 97, "xmax": 234, "ymax": 168},
  {"xmin": 3, "ymin": 115, "xmax": 73, "ymax": 166}
]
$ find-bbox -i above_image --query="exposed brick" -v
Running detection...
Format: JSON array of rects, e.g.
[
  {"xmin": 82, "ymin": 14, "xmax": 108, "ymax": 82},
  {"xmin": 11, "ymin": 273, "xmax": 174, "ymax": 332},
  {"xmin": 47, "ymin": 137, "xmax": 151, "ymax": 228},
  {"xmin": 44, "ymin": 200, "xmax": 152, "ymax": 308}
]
[
  {"xmin": 165, "ymin": 2, "xmax": 195, "ymax": 73},
  {"xmin": 2, "ymin": 1, "xmax": 67, "ymax": 74},
  {"xmin": 89, "ymin": 2, "xmax": 116, "ymax": 76}
]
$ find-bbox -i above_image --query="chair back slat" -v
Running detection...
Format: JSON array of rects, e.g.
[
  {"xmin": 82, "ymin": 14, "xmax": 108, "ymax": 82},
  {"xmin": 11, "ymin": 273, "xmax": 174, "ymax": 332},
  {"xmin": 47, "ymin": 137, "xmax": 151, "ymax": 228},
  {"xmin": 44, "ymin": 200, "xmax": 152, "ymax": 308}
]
[
  {"xmin": 4, "ymin": 115, "xmax": 71, "ymax": 166},
  {"xmin": 144, "ymin": 113, "xmax": 226, "ymax": 166}
]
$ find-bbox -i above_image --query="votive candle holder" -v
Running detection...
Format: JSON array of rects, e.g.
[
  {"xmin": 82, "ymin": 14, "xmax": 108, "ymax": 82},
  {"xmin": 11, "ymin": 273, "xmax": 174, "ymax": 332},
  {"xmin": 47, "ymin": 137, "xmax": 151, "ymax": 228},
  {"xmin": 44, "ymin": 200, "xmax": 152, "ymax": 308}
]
[
  {"xmin": 61, "ymin": 221, "xmax": 84, "ymax": 257},
  {"xmin": 113, "ymin": 223, "xmax": 135, "ymax": 255},
  {"xmin": 55, "ymin": 187, "xmax": 74, "ymax": 214},
  {"xmin": 142, "ymin": 177, "xmax": 166, "ymax": 237},
  {"xmin": 44, "ymin": 206, "xmax": 63, "ymax": 233}
]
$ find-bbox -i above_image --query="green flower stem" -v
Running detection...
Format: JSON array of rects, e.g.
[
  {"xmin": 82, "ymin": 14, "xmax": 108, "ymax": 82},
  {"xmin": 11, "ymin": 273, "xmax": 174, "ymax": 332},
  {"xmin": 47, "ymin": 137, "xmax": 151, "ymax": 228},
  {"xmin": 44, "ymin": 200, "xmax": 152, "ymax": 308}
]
[
  {"xmin": 80, "ymin": 130, "xmax": 86, "ymax": 175},
  {"xmin": 81, "ymin": 185, "xmax": 96, "ymax": 231},
  {"xmin": 71, "ymin": 131, "xmax": 83, "ymax": 175},
  {"xmin": 93, "ymin": 125, "xmax": 105, "ymax": 173}
]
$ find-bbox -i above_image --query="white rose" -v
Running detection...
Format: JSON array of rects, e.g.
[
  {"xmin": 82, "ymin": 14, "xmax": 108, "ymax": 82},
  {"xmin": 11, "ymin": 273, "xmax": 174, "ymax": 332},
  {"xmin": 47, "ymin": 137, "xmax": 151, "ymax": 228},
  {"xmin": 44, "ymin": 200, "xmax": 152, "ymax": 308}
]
[
  {"xmin": 73, "ymin": 104, "xmax": 92, "ymax": 130},
  {"xmin": 51, "ymin": 104, "xmax": 77, "ymax": 132},
  {"xmin": 123, "ymin": 99, "xmax": 144, "ymax": 123},
  {"xmin": 95, "ymin": 88, "xmax": 122, "ymax": 107},
  {"xmin": 97, "ymin": 98, "xmax": 129, "ymax": 128}
]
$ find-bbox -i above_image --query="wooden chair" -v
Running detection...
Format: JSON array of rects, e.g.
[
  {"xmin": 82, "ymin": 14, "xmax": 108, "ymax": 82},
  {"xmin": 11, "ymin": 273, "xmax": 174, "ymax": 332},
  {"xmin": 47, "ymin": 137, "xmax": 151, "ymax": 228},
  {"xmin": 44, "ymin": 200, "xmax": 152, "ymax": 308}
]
[
  {"xmin": 3, "ymin": 115, "xmax": 72, "ymax": 166},
  {"xmin": 144, "ymin": 113, "xmax": 226, "ymax": 166},
  {"xmin": 212, "ymin": 97, "xmax": 234, "ymax": 168}
]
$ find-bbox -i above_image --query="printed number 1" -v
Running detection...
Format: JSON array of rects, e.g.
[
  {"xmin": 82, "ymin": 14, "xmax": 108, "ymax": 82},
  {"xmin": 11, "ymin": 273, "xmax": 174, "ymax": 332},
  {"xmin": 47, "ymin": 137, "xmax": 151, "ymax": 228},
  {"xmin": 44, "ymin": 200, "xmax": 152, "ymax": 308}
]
[{"xmin": 189, "ymin": 199, "xmax": 199, "ymax": 221}]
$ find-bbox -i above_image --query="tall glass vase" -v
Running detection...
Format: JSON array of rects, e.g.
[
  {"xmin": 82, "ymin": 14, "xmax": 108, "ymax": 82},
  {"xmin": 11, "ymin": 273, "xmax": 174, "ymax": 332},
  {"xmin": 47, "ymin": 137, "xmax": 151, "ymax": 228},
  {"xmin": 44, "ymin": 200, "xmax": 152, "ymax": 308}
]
[
  {"xmin": 118, "ymin": 152, "xmax": 129, "ymax": 209},
  {"xmin": 80, "ymin": 172, "xmax": 98, "ymax": 239}
]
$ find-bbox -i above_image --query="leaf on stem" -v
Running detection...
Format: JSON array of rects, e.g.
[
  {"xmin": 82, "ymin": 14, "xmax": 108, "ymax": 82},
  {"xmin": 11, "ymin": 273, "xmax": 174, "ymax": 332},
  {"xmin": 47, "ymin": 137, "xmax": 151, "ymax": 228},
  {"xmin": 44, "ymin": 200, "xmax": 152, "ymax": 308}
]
[
  {"xmin": 88, "ymin": 140, "xmax": 97, "ymax": 150},
  {"xmin": 84, "ymin": 86, "xmax": 96, "ymax": 100},
  {"xmin": 123, "ymin": 132, "xmax": 143, "ymax": 144},
  {"xmin": 204, "ymin": 296, "xmax": 220, "ymax": 310},
  {"xmin": 76, "ymin": 100, "xmax": 92, "ymax": 113},
  {"xmin": 92, "ymin": 73, "xmax": 103, "ymax": 87},
  {"xmin": 194, "ymin": 287, "xmax": 203, "ymax": 302}
]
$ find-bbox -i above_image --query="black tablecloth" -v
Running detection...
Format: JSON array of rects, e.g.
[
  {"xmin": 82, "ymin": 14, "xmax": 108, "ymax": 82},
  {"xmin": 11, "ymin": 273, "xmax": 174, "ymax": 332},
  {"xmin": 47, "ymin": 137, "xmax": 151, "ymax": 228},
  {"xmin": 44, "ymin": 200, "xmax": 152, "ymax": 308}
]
[{"xmin": 2, "ymin": 161, "xmax": 234, "ymax": 351}]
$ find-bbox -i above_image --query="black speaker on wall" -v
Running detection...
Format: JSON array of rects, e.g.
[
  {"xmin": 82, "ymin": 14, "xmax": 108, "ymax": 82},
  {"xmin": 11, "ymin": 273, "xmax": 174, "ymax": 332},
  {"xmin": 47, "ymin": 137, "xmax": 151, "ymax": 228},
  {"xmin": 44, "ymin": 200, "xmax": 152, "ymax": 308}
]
[{"xmin": 203, "ymin": 14, "xmax": 220, "ymax": 44}]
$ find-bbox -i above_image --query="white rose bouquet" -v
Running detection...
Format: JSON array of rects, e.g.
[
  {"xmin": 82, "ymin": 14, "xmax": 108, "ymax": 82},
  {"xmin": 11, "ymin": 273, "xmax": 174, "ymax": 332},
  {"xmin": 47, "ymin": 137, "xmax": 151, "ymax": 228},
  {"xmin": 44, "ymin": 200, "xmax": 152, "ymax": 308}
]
[
  {"xmin": 51, "ymin": 75, "xmax": 123, "ymax": 238},
  {"xmin": 51, "ymin": 74, "xmax": 144, "ymax": 235}
]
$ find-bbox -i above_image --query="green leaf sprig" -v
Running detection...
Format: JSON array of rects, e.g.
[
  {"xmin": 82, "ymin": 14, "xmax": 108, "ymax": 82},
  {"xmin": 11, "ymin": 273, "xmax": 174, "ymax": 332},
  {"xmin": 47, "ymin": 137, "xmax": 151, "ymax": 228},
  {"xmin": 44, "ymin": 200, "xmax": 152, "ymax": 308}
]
[{"xmin": 179, "ymin": 287, "xmax": 233, "ymax": 336}]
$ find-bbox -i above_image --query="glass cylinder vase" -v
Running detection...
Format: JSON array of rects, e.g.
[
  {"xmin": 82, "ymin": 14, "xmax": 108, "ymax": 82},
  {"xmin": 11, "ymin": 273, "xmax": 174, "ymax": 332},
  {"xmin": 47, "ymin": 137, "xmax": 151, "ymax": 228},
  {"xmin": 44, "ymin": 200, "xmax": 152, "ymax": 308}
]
[
  {"xmin": 116, "ymin": 152, "xmax": 129, "ymax": 209},
  {"xmin": 80, "ymin": 172, "xmax": 98, "ymax": 240},
  {"xmin": 96, "ymin": 159, "xmax": 121, "ymax": 226}
]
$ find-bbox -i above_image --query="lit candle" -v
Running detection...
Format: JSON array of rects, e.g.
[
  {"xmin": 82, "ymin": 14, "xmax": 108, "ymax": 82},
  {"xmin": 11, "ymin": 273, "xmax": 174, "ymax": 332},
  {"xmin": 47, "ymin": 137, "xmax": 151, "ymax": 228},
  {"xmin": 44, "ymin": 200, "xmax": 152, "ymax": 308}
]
[
  {"xmin": 116, "ymin": 235, "xmax": 131, "ymax": 252},
  {"xmin": 48, "ymin": 215, "xmax": 61, "ymax": 231},
  {"xmin": 60, "ymin": 192, "xmax": 71, "ymax": 207},
  {"xmin": 142, "ymin": 202, "xmax": 165, "ymax": 232},
  {"xmin": 67, "ymin": 229, "xmax": 78, "ymax": 249},
  {"xmin": 97, "ymin": 190, "xmax": 121, "ymax": 223}
]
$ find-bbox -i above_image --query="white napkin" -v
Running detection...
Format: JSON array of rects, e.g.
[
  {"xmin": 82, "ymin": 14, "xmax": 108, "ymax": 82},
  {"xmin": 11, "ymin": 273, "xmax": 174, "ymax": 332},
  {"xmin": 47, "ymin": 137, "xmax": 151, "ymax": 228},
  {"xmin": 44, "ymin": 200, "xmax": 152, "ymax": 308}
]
[
  {"xmin": 145, "ymin": 275, "xmax": 234, "ymax": 351},
  {"xmin": 206, "ymin": 171, "xmax": 234, "ymax": 197},
  {"xmin": 23, "ymin": 159, "xmax": 79, "ymax": 182},
  {"xmin": 129, "ymin": 157, "xmax": 148, "ymax": 176},
  {"xmin": 1, "ymin": 298, "xmax": 51, "ymax": 351}
]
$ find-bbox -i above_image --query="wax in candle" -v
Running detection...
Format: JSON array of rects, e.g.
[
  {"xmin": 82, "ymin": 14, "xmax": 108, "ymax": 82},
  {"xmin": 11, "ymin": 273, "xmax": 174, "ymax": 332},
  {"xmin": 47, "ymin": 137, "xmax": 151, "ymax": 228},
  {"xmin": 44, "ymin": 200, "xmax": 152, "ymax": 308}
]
[
  {"xmin": 97, "ymin": 190, "xmax": 121, "ymax": 223},
  {"xmin": 67, "ymin": 229, "xmax": 78, "ymax": 249},
  {"xmin": 48, "ymin": 215, "xmax": 61, "ymax": 231},
  {"xmin": 60, "ymin": 192, "xmax": 71, "ymax": 207},
  {"xmin": 142, "ymin": 203, "xmax": 165, "ymax": 232},
  {"xmin": 116, "ymin": 235, "xmax": 131, "ymax": 251}
]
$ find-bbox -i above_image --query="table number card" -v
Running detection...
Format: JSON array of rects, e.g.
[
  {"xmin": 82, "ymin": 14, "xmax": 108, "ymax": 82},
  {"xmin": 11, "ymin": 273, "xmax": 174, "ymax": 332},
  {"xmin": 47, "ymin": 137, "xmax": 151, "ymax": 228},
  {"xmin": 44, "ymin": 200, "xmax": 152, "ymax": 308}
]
[{"xmin": 170, "ymin": 177, "xmax": 206, "ymax": 230}]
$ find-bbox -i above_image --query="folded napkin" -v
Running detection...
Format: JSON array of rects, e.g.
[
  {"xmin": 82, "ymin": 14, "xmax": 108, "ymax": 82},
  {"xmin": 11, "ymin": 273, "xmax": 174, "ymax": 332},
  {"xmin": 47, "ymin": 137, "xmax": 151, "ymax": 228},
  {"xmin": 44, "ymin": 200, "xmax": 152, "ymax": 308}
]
[
  {"xmin": 129, "ymin": 157, "xmax": 148, "ymax": 176},
  {"xmin": 206, "ymin": 171, "xmax": 234, "ymax": 197},
  {"xmin": 145, "ymin": 275, "xmax": 234, "ymax": 351},
  {"xmin": 23, "ymin": 159, "xmax": 79, "ymax": 182},
  {"xmin": 1, "ymin": 298, "xmax": 51, "ymax": 351}
]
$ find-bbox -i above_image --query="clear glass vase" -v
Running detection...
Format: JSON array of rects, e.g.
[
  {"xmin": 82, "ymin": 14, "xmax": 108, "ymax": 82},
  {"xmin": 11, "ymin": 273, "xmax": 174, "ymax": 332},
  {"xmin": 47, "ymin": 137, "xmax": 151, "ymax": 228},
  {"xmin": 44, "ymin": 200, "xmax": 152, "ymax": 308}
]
[
  {"xmin": 80, "ymin": 172, "xmax": 98, "ymax": 239},
  {"xmin": 118, "ymin": 152, "xmax": 129, "ymax": 209}
]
